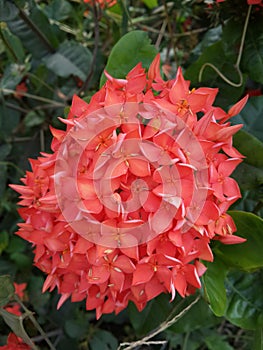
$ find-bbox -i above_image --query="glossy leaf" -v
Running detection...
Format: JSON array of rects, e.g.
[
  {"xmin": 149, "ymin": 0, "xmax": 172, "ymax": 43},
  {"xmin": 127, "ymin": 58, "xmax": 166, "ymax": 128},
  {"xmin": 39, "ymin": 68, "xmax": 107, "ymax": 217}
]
[
  {"xmin": 225, "ymin": 270, "xmax": 263, "ymax": 330},
  {"xmin": 202, "ymin": 257, "xmax": 228, "ymax": 317},
  {"xmin": 100, "ymin": 30, "xmax": 157, "ymax": 87},
  {"xmin": 215, "ymin": 211, "xmax": 263, "ymax": 271},
  {"xmin": 0, "ymin": 275, "xmax": 14, "ymax": 307},
  {"xmin": 0, "ymin": 25, "xmax": 25, "ymax": 62},
  {"xmin": 44, "ymin": 40, "xmax": 92, "ymax": 81}
]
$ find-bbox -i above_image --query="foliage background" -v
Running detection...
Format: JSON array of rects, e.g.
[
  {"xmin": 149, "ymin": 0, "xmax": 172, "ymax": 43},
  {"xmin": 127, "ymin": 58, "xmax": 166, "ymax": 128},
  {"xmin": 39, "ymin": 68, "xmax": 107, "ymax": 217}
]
[{"xmin": 0, "ymin": 0, "xmax": 263, "ymax": 349}]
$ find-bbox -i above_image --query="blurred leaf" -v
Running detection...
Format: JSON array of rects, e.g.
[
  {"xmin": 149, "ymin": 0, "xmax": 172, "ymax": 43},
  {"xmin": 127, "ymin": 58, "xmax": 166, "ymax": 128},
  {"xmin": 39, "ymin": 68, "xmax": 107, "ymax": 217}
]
[
  {"xmin": 0, "ymin": 63, "xmax": 28, "ymax": 90},
  {"xmin": 44, "ymin": 0, "xmax": 73, "ymax": 21},
  {"xmin": 0, "ymin": 144, "xmax": 12, "ymax": 161},
  {"xmin": 215, "ymin": 211, "xmax": 263, "ymax": 271},
  {"xmin": 24, "ymin": 111, "xmax": 45, "ymax": 128},
  {"xmin": 191, "ymin": 26, "xmax": 222, "ymax": 61},
  {"xmin": 0, "ymin": 102, "xmax": 21, "ymax": 140},
  {"xmin": 253, "ymin": 328, "xmax": 263, "ymax": 350},
  {"xmin": 0, "ymin": 0, "xmax": 19, "ymax": 21},
  {"xmin": 6, "ymin": 236, "xmax": 27, "ymax": 254},
  {"xmin": 231, "ymin": 96, "xmax": 263, "ymax": 142},
  {"xmin": 89, "ymin": 329, "xmax": 118, "ymax": 350},
  {"xmin": 0, "ymin": 275, "xmax": 14, "ymax": 306},
  {"xmin": 64, "ymin": 315, "xmax": 89, "ymax": 339},
  {"xmin": 0, "ymin": 164, "xmax": 7, "ymax": 197},
  {"xmin": 128, "ymin": 294, "xmax": 172, "ymax": 336},
  {"xmin": 232, "ymin": 162, "xmax": 263, "ymax": 191},
  {"xmin": 0, "ymin": 25, "xmax": 25, "ymax": 62},
  {"xmin": 204, "ymin": 332, "xmax": 234, "ymax": 350},
  {"xmin": 28, "ymin": 276, "xmax": 50, "ymax": 316},
  {"xmin": 142, "ymin": 0, "xmax": 158, "ymax": 9},
  {"xmin": 0, "ymin": 308, "xmax": 36, "ymax": 348},
  {"xmin": 10, "ymin": 252, "xmax": 32, "ymax": 270},
  {"xmin": 202, "ymin": 257, "xmax": 228, "ymax": 317},
  {"xmin": 100, "ymin": 30, "xmax": 157, "ymax": 87},
  {"xmin": 0, "ymin": 231, "xmax": 9, "ymax": 255},
  {"xmin": 242, "ymin": 20, "xmax": 263, "ymax": 84},
  {"xmin": 6, "ymin": 6, "xmax": 56, "ymax": 59},
  {"xmin": 185, "ymin": 41, "xmax": 245, "ymax": 108},
  {"xmin": 44, "ymin": 40, "xmax": 92, "ymax": 81},
  {"xmin": 225, "ymin": 270, "xmax": 263, "ymax": 330}
]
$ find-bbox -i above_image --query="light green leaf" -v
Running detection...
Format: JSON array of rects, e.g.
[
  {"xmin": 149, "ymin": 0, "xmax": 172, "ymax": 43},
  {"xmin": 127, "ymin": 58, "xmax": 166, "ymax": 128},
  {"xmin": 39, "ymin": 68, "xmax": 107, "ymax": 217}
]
[
  {"xmin": 225, "ymin": 270, "xmax": 263, "ymax": 330},
  {"xmin": 100, "ymin": 30, "xmax": 157, "ymax": 87},
  {"xmin": 0, "ymin": 308, "xmax": 36, "ymax": 348},
  {"xmin": 44, "ymin": 40, "xmax": 92, "ymax": 81},
  {"xmin": 202, "ymin": 257, "xmax": 228, "ymax": 317},
  {"xmin": 142, "ymin": 0, "xmax": 158, "ymax": 9},
  {"xmin": 216, "ymin": 211, "xmax": 263, "ymax": 271}
]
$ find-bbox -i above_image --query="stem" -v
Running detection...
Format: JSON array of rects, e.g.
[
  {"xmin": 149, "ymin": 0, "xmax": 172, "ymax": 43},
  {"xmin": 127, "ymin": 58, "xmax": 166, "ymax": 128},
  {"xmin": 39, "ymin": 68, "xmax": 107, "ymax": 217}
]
[
  {"xmin": 1, "ymin": 88, "xmax": 66, "ymax": 107},
  {"xmin": 15, "ymin": 296, "xmax": 56, "ymax": 350},
  {"xmin": 199, "ymin": 5, "xmax": 252, "ymax": 87}
]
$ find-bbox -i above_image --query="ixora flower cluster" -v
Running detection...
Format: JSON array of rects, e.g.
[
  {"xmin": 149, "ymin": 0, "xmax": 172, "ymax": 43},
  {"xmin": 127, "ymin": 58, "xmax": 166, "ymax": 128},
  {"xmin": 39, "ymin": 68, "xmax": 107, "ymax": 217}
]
[{"xmin": 11, "ymin": 54, "xmax": 247, "ymax": 319}]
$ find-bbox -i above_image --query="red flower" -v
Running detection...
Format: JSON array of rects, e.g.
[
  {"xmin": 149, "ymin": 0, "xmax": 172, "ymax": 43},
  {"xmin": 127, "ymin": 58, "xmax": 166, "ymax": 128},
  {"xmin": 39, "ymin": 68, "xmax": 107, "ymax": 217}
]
[
  {"xmin": 0, "ymin": 333, "xmax": 30, "ymax": 350},
  {"xmin": 11, "ymin": 54, "xmax": 247, "ymax": 319}
]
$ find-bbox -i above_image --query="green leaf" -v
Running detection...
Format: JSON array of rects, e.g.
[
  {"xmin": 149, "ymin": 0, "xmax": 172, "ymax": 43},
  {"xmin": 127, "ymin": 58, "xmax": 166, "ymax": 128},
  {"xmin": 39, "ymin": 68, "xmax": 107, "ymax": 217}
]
[
  {"xmin": 204, "ymin": 332, "xmax": 234, "ymax": 350},
  {"xmin": 231, "ymin": 96, "xmax": 263, "ymax": 143},
  {"xmin": 100, "ymin": 30, "xmax": 157, "ymax": 87},
  {"xmin": 253, "ymin": 328, "xmax": 263, "ymax": 350},
  {"xmin": 6, "ymin": 6, "xmax": 56, "ymax": 59},
  {"xmin": 233, "ymin": 130, "xmax": 263, "ymax": 169},
  {"xmin": 64, "ymin": 318, "xmax": 89, "ymax": 339},
  {"xmin": 0, "ymin": 164, "xmax": 7, "ymax": 197},
  {"xmin": 216, "ymin": 211, "xmax": 263, "ymax": 271},
  {"xmin": 89, "ymin": 329, "xmax": 118, "ymax": 350},
  {"xmin": 0, "ymin": 63, "xmax": 28, "ymax": 90},
  {"xmin": 185, "ymin": 41, "xmax": 245, "ymax": 109},
  {"xmin": 43, "ymin": 0, "xmax": 73, "ymax": 21},
  {"xmin": 43, "ymin": 40, "xmax": 92, "ymax": 81},
  {"xmin": 24, "ymin": 111, "xmax": 45, "ymax": 128},
  {"xmin": 0, "ymin": 275, "xmax": 14, "ymax": 306},
  {"xmin": 190, "ymin": 26, "xmax": 222, "ymax": 61},
  {"xmin": 169, "ymin": 296, "xmax": 221, "ymax": 333},
  {"xmin": 0, "ymin": 308, "xmax": 36, "ymax": 348},
  {"xmin": 202, "ymin": 257, "xmax": 228, "ymax": 317},
  {"xmin": 128, "ymin": 293, "xmax": 172, "ymax": 336},
  {"xmin": 225, "ymin": 270, "xmax": 263, "ymax": 330},
  {"xmin": 242, "ymin": 20, "xmax": 263, "ymax": 84},
  {"xmin": 0, "ymin": 24, "xmax": 25, "ymax": 62},
  {"xmin": 0, "ymin": 231, "xmax": 9, "ymax": 255},
  {"xmin": 0, "ymin": 0, "xmax": 19, "ymax": 21},
  {"xmin": 142, "ymin": 0, "xmax": 158, "ymax": 9}
]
